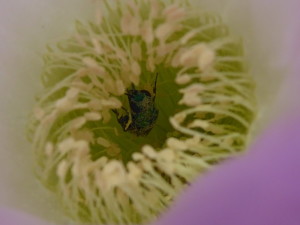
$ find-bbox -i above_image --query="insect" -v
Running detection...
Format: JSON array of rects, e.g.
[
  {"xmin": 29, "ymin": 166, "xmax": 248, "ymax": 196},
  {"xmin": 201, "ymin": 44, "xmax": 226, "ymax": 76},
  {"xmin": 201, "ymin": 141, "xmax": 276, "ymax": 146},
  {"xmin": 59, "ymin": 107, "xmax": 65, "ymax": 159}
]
[{"xmin": 112, "ymin": 73, "xmax": 159, "ymax": 136}]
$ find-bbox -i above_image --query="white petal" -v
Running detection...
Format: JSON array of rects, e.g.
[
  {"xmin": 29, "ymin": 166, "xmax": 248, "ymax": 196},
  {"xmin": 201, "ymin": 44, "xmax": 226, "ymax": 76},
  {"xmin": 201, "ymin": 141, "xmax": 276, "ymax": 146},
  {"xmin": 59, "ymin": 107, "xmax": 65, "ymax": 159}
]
[{"xmin": 0, "ymin": 0, "xmax": 95, "ymax": 222}]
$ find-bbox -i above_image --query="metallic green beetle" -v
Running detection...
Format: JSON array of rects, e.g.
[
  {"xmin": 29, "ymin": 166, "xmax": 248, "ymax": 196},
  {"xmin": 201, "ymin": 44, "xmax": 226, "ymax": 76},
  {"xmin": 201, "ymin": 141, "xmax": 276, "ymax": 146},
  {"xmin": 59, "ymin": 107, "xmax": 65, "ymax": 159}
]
[{"xmin": 113, "ymin": 74, "xmax": 159, "ymax": 136}]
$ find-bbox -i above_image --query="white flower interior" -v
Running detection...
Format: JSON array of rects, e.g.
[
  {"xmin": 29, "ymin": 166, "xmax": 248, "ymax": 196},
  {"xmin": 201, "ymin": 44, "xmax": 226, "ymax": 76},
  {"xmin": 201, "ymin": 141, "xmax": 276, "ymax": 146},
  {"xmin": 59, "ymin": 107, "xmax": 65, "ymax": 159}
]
[{"xmin": 28, "ymin": 0, "xmax": 256, "ymax": 224}]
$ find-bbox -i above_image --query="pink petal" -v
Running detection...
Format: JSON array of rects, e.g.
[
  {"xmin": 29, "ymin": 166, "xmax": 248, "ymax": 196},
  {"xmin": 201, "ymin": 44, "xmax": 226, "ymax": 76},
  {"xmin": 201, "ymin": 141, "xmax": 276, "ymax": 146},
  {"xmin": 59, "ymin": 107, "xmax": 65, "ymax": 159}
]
[
  {"xmin": 153, "ymin": 114, "xmax": 300, "ymax": 225},
  {"xmin": 0, "ymin": 207, "xmax": 52, "ymax": 225}
]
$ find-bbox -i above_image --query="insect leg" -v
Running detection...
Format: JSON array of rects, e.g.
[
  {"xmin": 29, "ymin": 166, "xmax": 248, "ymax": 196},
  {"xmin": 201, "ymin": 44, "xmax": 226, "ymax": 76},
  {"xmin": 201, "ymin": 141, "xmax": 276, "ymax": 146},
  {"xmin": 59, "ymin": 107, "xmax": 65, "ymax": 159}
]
[
  {"xmin": 121, "ymin": 106, "xmax": 129, "ymax": 113},
  {"xmin": 112, "ymin": 109, "xmax": 119, "ymax": 116},
  {"xmin": 112, "ymin": 107, "xmax": 132, "ymax": 131},
  {"xmin": 112, "ymin": 107, "xmax": 128, "ymax": 117},
  {"xmin": 123, "ymin": 106, "xmax": 133, "ymax": 130},
  {"xmin": 126, "ymin": 83, "xmax": 135, "ymax": 94}
]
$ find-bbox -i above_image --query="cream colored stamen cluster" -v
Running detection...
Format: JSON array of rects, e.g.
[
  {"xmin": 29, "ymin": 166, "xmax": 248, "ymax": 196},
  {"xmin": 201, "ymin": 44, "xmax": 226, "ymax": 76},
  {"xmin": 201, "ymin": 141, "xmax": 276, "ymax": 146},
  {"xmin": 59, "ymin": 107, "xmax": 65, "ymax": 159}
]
[{"xmin": 28, "ymin": 0, "xmax": 256, "ymax": 224}]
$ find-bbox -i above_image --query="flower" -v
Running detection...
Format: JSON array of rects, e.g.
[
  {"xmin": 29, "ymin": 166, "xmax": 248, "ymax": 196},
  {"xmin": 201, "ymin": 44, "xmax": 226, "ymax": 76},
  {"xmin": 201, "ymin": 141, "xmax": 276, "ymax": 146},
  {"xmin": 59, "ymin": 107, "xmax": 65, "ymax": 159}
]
[
  {"xmin": 0, "ymin": 0, "xmax": 298, "ymax": 223},
  {"xmin": 26, "ymin": 0, "xmax": 256, "ymax": 223}
]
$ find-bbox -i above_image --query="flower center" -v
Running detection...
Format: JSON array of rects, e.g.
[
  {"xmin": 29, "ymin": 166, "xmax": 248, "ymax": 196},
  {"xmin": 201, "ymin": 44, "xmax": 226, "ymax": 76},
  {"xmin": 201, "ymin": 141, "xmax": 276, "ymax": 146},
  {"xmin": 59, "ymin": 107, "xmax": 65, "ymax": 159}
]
[{"xmin": 28, "ymin": 0, "xmax": 256, "ymax": 224}]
